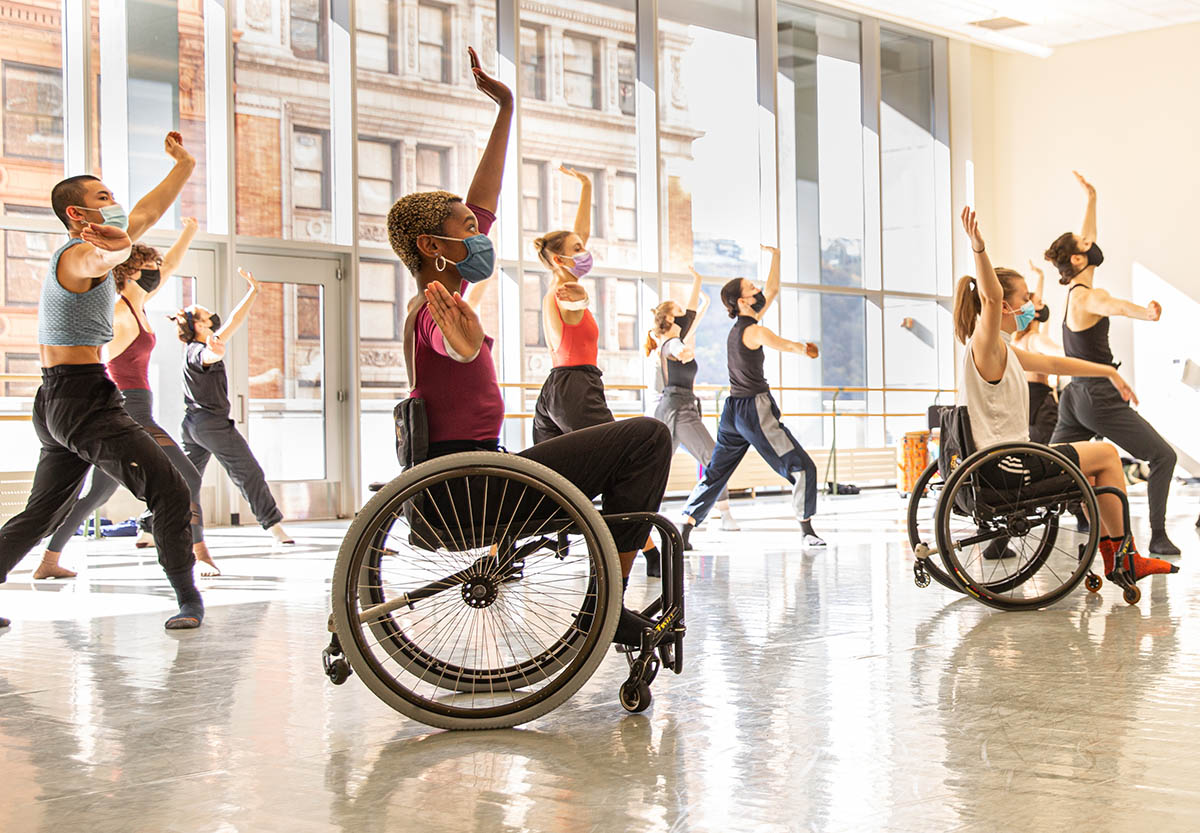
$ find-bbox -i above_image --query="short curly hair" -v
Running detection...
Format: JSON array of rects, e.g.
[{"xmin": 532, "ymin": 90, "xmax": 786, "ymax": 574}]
[
  {"xmin": 387, "ymin": 191, "xmax": 462, "ymax": 274},
  {"xmin": 1044, "ymin": 231, "xmax": 1079, "ymax": 284},
  {"xmin": 113, "ymin": 243, "xmax": 159, "ymax": 291}
]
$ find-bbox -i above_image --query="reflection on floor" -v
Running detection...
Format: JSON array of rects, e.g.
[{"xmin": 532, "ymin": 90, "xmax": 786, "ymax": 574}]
[{"xmin": 2, "ymin": 487, "xmax": 1200, "ymax": 832}]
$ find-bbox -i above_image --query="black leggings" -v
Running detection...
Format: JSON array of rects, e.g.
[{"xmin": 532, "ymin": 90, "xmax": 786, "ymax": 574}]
[
  {"xmin": 429, "ymin": 418, "xmax": 671, "ymax": 552},
  {"xmin": 46, "ymin": 388, "xmax": 204, "ymax": 551},
  {"xmin": 0, "ymin": 366, "xmax": 193, "ymax": 583},
  {"xmin": 181, "ymin": 411, "xmax": 283, "ymax": 529},
  {"xmin": 1051, "ymin": 378, "xmax": 1177, "ymax": 529}
]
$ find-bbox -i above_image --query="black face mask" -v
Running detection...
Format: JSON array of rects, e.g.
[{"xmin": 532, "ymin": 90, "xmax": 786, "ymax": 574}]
[
  {"xmin": 1035, "ymin": 304, "xmax": 1050, "ymax": 323},
  {"xmin": 749, "ymin": 291, "xmax": 767, "ymax": 313},
  {"xmin": 1085, "ymin": 242, "xmax": 1104, "ymax": 268},
  {"xmin": 136, "ymin": 269, "xmax": 161, "ymax": 293},
  {"xmin": 209, "ymin": 312, "xmax": 222, "ymax": 333}
]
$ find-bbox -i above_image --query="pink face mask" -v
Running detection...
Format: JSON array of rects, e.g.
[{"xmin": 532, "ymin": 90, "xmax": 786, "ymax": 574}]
[{"xmin": 560, "ymin": 251, "xmax": 593, "ymax": 278}]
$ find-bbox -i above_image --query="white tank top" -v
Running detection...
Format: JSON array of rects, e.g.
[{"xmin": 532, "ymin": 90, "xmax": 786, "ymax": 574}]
[{"xmin": 957, "ymin": 336, "xmax": 1030, "ymax": 451}]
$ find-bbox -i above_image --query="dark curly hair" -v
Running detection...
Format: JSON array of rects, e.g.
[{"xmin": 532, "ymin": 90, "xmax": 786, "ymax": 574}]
[
  {"xmin": 112, "ymin": 244, "xmax": 159, "ymax": 291},
  {"xmin": 387, "ymin": 191, "xmax": 461, "ymax": 274},
  {"xmin": 1044, "ymin": 232, "xmax": 1080, "ymax": 284}
]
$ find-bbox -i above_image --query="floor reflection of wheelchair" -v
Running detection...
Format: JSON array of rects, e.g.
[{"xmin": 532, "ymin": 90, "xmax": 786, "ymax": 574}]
[
  {"xmin": 906, "ymin": 442, "xmax": 1144, "ymax": 610},
  {"xmin": 320, "ymin": 451, "xmax": 685, "ymax": 730}
]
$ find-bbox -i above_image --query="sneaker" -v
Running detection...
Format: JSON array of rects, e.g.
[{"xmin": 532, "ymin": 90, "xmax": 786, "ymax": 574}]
[
  {"xmin": 720, "ymin": 513, "xmax": 741, "ymax": 532},
  {"xmin": 802, "ymin": 533, "xmax": 827, "ymax": 549}
]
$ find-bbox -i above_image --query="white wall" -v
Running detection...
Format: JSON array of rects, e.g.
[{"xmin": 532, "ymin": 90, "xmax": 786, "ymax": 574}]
[{"xmin": 950, "ymin": 25, "xmax": 1200, "ymax": 468}]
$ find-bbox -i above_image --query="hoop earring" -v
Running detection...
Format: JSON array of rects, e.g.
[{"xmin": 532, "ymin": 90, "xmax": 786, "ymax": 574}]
[{"xmin": 435, "ymin": 255, "xmax": 448, "ymax": 272}]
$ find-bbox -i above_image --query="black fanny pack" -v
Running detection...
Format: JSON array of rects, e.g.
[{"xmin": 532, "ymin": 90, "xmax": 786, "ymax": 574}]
[{"xmin": 394, "ymin": 397, "xmax": 429, "ymax": 469}]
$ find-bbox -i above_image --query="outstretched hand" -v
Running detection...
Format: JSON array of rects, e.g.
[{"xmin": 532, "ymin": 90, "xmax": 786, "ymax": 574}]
[
  {"xmin": 164, "ymin": 131, "xmax": 193, "ymax": 165},
  {"xmin": 425, "ymin": 279, "xmax": 485, "ymax": 360},
  {"xmin": 468, "ymin": 46, "xmax": 512, "ymax": 107},
  {"xmin": 1110, "ymin": 371, "xmax": 1137, "ymax": 405},
  {"xmin": 805, "ymin": 342, "xmax": 819, "ymax": 359},
  {"xmin": 960, "ymin": 207, "xmax": 985, "ymax": 252},
  {"xmin": 81, "ymin": 222, "xmax": 131, "ymax": 252},
  {"xmin": 1147, "ymin": 300, "xmax": 1162, "ymax": 321},
  {"xmin": 1073, "ymin": 170, "xmax": 1095, "ymax": 198},
  {"xmin": 237, "ymin": 267, "xmax": 260, "ymax": 290}
]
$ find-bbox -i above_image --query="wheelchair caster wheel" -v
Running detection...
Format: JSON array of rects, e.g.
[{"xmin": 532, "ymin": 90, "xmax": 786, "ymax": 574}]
[
  {"xmin": 1085, "ymin": 574, "xmax": 1102, "ymax": 593},
  {"xmin": 323, "ymin": 648, "xmax": 353, "ymax": 685},
  {"xmin": 619, "ymin": 680, "xmax": 652, "ymax": 713},
  {"xmin": 1122, "ymin": 585, "xmax": 1141, "ymax": 605},
  {"xmin": 913, "ymin": 560, "xmax": 931, "ymax": 589}
]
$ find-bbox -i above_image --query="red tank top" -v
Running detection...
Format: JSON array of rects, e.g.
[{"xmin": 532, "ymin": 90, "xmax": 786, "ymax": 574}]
[
  {"xmin": 553, "ymin": 307, "xmax": 599, "ymax": 367},
  {"xmin": 107, "ymin": 296, "xmax": 156, "ymax": 390}
]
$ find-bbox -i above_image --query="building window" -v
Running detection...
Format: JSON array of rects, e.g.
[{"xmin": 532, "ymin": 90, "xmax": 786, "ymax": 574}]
[
  {"xmin": 522, "ymin": 272, "xmax": 547, "ymax": 347},
  {"xmin": 520, "ymin": 25, "xmax": 546, "ymax": 100},
  {"xmin": 297, "ymin": 285, "xmax": 322, "ymax": 340},
  {"xmin": 415, "ymin": 144, "xmax": 449, "ymax": 192},
  {"xmin": 358, "ymin": 138, "xmax": 398, "ymax": 217},
  {"xmin": 417, "ymin": 2, "xmax": 450, "ymax": 84},
  {"xmin": 3, "ymin": 212, "xmax": 59, "ymax": 309},
  {"xmin": 360, "ymin": 259, "xmax": 404, "ymax": 340},
  {"xmin": 357, "ymin": 0, "xmax": 396, "ymax": 73},
  {"xmin": 4, "ymin": 353, "xmax": 39, "ymax": 398},
  {"xmin": 292, "ymin": 127, "xmax": 330, "ymax": 210},
  {"xmin": 563, "ymin": 34, "xmax": 600, "ymax": 109},
  {"xmin": 617, "ymin": 43, "xmax": 635, "ymax": 116},
  {"xmin": 2, "ymin": 62, "xmax": 63, "ymax": 161},
  {"xmin": 614, "ymin": 172, "xmax": 636, "ymax": 241},
  {"xmin": 290, "ymin": 0, "xmax": 327, "ymax": 62},
  {"xmin": 615, "ymin": 279, "xmax": 638, "ymax": 350},
  {"xmin": 561, "ymin": 164, "xmax": 602, "ymax": 239},
  {"xmin": 522, "ymin": 160, "xmax": 546, "ymax": 233}
]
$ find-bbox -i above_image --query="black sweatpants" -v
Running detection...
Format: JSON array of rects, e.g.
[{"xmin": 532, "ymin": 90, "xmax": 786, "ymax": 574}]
[
  {"xmin": 181, "ymin": 411, "xmax": 283, "ymax": 529},
  {"xmin": 532, "ymin": 365, "xmax": 614, "ymax": 444},
  {"xmin": 46, "ymin": 388, "xmax": 204, "ymax": 551},
  {"xmin": 1028, "ymin": 382, "xmax": 1059, "ymax": 445},
  {"xmin": 1051, "ymin": 378, "xmax": 1177, "ymax": 529},
  {"xmin": 0, "ymin": 366, "xmax": 194, "ymax": 583},
  {"xmin": 427, "ymin": 418, "xmax": 671, "ymax": 553}
]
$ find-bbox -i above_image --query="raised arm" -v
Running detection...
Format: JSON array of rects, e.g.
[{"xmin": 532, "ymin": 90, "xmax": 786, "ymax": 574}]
[
  {"xmin": 1074, "ymin": 171, "xmax": 1097, "ymax": 243},
  {"xmin": 685, "ymin": 266, "xmax": 704, "ymax": 311},
  {"xmin": 961, "ymin": 207, "xmax": 1007, "ymax": 380},
  {"xmin": 1012, "ymin": 345, "xmax": 1135, "ymax": 404},
  {"xmin": 159, "ymin": 217, "xmax": 198, "ymax": 281},
  {"xmin": 57, "ymin": 224, "xmax": 133, "ymax": 289},
  {"xmin": 214, "ymin": 268, "xmax": 261, "ymax": 342},
  {"xmin": 560, "ymin": 167, "xmax": 592, "ymax": 247},
  {"xmin": 760, "ymin": 245, "xmax": 781, "ymax": 314},
  {"xmin": 1076, "ymin": 287, "xmax": 1161, "ymax": 322},
  {"xmin": 1028, "ymin": 259, "xmax": 1045, "ymax": 306},
  {"xmin": 463, "ymin": 47, "xmax": 513, "ymax": 215},
  {"xmin": 125, "ymin": 132, "xmax": 195, "ymax": 242}
]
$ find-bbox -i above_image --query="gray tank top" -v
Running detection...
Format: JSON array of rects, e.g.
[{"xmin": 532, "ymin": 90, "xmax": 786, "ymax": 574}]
[{"xmin": 37, "ymin": 239, "xmax": 118, "ymax": 346}]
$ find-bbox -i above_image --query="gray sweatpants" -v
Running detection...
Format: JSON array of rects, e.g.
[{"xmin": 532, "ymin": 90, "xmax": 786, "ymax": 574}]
[
  {"xmin": 181, "ymin": 411, "xmax": 283, "ymax": 530},
  {"xmin": 46, "ymin": 388, "xmax": 204, "ymax": 550},
  {"xmin": 654, "ymin": 387, "xmax": 728, "ymax": 502}
]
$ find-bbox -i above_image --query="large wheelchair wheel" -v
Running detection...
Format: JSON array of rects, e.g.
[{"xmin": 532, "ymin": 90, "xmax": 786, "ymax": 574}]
[
  {"xmin": 936, "ymin": 443, "xmax": 1100, "ymax": 610},
  {"xmin": 331, "ymin": 452, "xmax": 623, "ymax": 730},
  {"xmin": 908, "ymin": 459, "xmax": 1064, "ymax": 595}
]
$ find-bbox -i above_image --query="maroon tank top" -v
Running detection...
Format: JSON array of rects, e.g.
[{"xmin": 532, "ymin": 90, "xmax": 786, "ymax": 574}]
[{"xmin": 107, "ymin": 296, "xmax": 156, "ymax": 390}]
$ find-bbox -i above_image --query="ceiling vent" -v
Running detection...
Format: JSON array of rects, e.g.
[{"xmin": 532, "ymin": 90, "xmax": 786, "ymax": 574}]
[{"xmin": 969, "ymin": 16, "xmax": 1029, "ymax": 30}]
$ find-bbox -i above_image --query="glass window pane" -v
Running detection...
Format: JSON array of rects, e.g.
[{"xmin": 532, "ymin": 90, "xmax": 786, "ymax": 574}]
[
  {"xmin": 360, "ymin": 261, "xmax": 398, "ymax": 302},
  {"xmin": 660, "ymin": 0, "xmax": 759, "ymax": 276},
  {"xmin": 521, "ymin": 26, "xmax": 545, "ymax": 100},
  {"xmin": 294, "ymin": 170, "xmax": 325, "ymax": 209},
  {"xmin": 293, "ymin": 130, "xmax": 325, "ymax": 169},
  {"xmin": 359, "ymin": 177, "xmax": 394, "ymax": 216},
  {"xmin": 617, "ymin": 44, "xmax": 636, "ymax": 116},
  {"xmin": 358, "ymin": 0, "xmax": 390, "ymax": 34},
  {"xmin": 358, "ymin": 139, "xmax": 393, "ymax": 172},
  {"xmin": 415, "ymin": 145, "xmax": 448, "ymax": 191},
  {"xmin": 3, "ymin": 64, "xmax": 64, "ymax": 160},
  {"xmin": 881, "ymin": 30, "xmax": 936, "ymax": 294},
  {"xmin": 357, "ymin": 32, "xmax": 391, "ymax": 72}
]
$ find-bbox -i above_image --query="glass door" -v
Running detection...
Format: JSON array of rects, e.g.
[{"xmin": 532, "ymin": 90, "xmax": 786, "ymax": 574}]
[{"xmin": 227, "ymin": 252, "xmax": 345, "ymax": 521}]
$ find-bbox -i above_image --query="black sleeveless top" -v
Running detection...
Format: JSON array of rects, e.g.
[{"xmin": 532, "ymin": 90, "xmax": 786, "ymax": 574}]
[
  {"xmin": 728, "ymin": 315, "xmax": 769, "ymax": 397},
  {"xmin": 659, "ymin": 310, "xmax": 697, "ymax": 390},
  {"xmin": 1062, "ymin": 284, "xmax": 1115, "ymax": 367}
]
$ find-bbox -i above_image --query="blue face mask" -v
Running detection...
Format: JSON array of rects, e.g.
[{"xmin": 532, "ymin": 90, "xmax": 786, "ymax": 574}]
[
  {"xmin": 72, "ymin": 204, "xmax": 129, "ymax": 230},
  {"xmin": 1013, "ymin": 300, "xmax": 1037, "ymax": 332},
  {"xmin": 430, "ymin": 233, "xmax": 495, "ymax": 283}
]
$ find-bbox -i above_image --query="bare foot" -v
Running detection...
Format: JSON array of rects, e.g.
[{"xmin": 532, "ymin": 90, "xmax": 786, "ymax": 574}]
[
  {"xmin": 195, "ymin": 549, "xmax": 221, "ymax": 577},
  {"xmin": 135, "ymin": 531, "xmax": 155, "ymax": 549},
  {"xmin": 33, "ymin": 558, "xmax": 77, "ymax": 580},
  {"xmin": 269, "ymin": 523, "xmax": 294, "ymax": 545}
]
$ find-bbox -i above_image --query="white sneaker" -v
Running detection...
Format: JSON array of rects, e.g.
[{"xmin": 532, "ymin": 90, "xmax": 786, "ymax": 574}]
[
  {"xmin": 802, "ymin": 533, "xmax": 827, "ymax": 549},
  {"xmin": 720, "ymin": 514, "xmax": 741, "ymax": 532}
]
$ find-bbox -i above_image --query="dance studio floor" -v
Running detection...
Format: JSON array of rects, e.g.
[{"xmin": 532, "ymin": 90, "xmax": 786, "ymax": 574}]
[{"xmin": 3, "ymin": 487, "xmax": 1200, "ymax": 832}]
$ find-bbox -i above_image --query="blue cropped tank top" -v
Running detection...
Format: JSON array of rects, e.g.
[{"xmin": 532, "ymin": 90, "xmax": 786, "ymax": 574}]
[{"xmin": 37, "ymin": 239, "xmax": 118, "ymax": 347}]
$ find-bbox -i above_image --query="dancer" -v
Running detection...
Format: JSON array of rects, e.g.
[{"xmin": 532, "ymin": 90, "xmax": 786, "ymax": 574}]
[
  {"xmin": 38, "ymin": 219, "xmax": 220, "ymax": 578},
  {"xmin": 645, "ymin": 265, "xmax": 739, "ymax": 539},
  {"xmin": 678, "ymin": 246, "xmax": 823, "ymax": 550},
  {"xmin": 1012, "ymin": 260, "xmax": 1062, "ymax": 444},
  {"xmin": 169, "ymin": 268, "xmax": 293, "ymax": 547},
  {"xmin": 531, "ymin": 166, "xmax": 664, "ymax": 575},
  {"xmin": 956, "ymin": 205, "xmax": 1175, "ymax": 582},
  {"xmin": 388, "ymin": 47, "xmax": 670, "ymax": 644},
  {"xmin": 0, "ymin": 131, "xmax": 204, "ymax": 630},
  {"xmin": 1045, "ymin": 171, "xmax": 1180, "ymax": 555}
]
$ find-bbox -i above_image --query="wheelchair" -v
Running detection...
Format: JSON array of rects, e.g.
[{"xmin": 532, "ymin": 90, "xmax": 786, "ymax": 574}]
[
  {"xmin": 906, "ymin": 441, "xmax": 1144, "ymax": 610},
  {"xmin": 320, "ymin": 451, "xmax": 685, "ymax": 730}
]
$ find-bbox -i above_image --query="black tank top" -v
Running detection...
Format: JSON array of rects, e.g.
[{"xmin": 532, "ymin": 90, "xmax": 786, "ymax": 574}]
[
  {"xmin": 657, "ymin": 309, "xmax": 698, "ymax": 391},
  {"xmin": 1062, "ymin": 283, "xmax": 1115, "ymax": 367},
  {"xmin": 728, "ymin": 315, "xmax": 769, "ymax": 397}
]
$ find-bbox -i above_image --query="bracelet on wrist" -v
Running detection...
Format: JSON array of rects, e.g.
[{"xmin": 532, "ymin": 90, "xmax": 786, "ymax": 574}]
[{"xmin": 972, "ymin": 246, "xmax": 985, "ymax": 254}]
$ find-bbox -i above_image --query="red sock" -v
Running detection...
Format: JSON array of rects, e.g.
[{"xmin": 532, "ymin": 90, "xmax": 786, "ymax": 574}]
[
  {"xmin": 1103, "ymin": 536, "xmax": 1179, "ymax": 581},
  {"xmin": 1099, "ymin": 537, "xmax": 1118, "ymax": 576}
]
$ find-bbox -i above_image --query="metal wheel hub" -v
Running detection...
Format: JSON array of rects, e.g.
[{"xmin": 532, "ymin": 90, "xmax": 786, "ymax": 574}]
[{"xmin": 461, "ymin": 576, "xmax": 499, "ymax": 608}]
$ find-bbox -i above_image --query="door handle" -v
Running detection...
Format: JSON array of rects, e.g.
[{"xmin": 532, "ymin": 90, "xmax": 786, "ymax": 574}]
[{"xmin": 238, "ymin": 393, "xmax": 246, "ymax": 424}]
